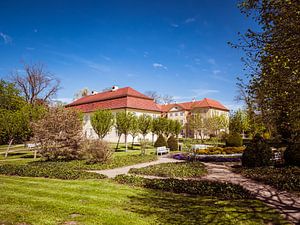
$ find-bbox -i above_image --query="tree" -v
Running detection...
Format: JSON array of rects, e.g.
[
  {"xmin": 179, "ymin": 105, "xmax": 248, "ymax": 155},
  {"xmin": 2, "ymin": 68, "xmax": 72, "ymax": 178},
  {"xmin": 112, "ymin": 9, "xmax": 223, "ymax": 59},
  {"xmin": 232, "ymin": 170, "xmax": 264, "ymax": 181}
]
[
  {"xmin": 115, "ymin": 111, "xmax": 135, "ymax": 152},
  {"xmin": 229, "ymin": 109, "xmax": 250, "ymax": 137},
  {"xmin": 152, "ymin": 117, "xmax": 168, "ymax": 136},
  {"xmin": 171, "ymin": 120, "xmax": 183, "ymax": 138},
  {"xmin": 232, "ymin": 0, "xmax": 300, "ymax": 143},
  {"xmin": 31, "ymin": 107, "xmax": 83, "ymax": 160},
  {"xmin": 0, "ymin": 108, "xmax": 30, "ymax": 158},
  {"xmin": 74, "ymin": 87, "xmax": 90, "ymax": 100},
  {"xmin": 144, "ymin": 91, "xmax": 161, "ymax": 103},
  {"xmin": 0, "ymin": 79, "xmax": 25, "ymax": 111},
  {"xmin": 138, "ymin": 114, "xmax": 152, "ymax": 155},
  {"xmin": 187, "ymin": 114, "xmax": 205, "ymax": 141},
  {"xmin": 11, "ymin": 62, "xmax": 60, "ymax": 105},
  {"xmin": 160, "ymin": 94, "xmax": 174, "ymax": 104},
  {"xmin": 129, "ymin": 116, "xmax": 139, "ymax": 149},
  {"xmin": 91, "ymin": 109, "xmax": 114, "ymax": 139}
]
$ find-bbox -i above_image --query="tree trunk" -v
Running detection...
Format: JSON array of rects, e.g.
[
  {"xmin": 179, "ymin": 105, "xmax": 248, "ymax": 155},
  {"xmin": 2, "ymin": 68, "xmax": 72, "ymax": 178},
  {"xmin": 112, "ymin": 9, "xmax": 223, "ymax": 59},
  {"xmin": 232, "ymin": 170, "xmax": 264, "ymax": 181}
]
[
  {"xmin": 152, "ymin": 133, "xmax": 154, "ymax": 146},
  {"xmin": 116, "ymin": 134, "xmax": 121, "ymax": 150},
  {"xmin": 5, "ymin": 139, "xmax": 13, "ymax": 158},
  {"xmin": 34, "ymin": 149, "xmax": 37, "ymax": 159},
  {"xmin": 142, "ymin": 135, "xmax": 146, "ymax": 155},
  {"xmin": 125, "ymin": 134, "xmax": 128, "ymax": 152},
  {"xmin": 131, "ymin": 136, "xmax": 135, "ymax": 149}
]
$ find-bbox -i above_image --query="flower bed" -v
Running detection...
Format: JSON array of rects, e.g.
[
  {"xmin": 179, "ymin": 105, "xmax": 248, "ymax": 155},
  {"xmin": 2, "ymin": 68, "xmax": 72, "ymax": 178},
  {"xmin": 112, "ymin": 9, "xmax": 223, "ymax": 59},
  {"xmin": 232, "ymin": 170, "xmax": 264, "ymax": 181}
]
[
  {"xmin": 194, "ymin": 146, "xmax": 245, "ymax": 155},
  {"xmin": 114, "ymin": 174, "xmax": 253, "ymax": 200},
  {"xmin": 173, "ymin": 153, "xmax": 241, "ymax": 162}
]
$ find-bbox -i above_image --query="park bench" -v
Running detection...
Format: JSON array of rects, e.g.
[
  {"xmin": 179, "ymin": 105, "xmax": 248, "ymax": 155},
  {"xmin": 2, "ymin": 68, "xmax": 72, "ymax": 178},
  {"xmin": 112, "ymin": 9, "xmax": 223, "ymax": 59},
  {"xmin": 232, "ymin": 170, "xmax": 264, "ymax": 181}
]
[{"xmin": 156, "ymin": 146, "xmax": 170, "ymax": 155}]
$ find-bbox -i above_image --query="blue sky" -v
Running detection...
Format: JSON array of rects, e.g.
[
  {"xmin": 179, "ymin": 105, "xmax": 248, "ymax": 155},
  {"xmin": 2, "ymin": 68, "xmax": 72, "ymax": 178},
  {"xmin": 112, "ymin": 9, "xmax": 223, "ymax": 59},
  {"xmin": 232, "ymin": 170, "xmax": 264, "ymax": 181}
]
[{"xmin": 0, "ymin": 0, "xmax": 258, "ymax": 109}]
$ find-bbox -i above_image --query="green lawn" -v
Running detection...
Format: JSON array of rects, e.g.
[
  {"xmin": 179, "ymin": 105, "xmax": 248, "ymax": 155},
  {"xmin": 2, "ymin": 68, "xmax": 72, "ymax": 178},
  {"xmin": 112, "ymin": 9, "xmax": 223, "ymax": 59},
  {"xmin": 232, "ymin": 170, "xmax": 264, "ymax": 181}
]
[
  {"xmin": 129, "ymin": 162, "xmax": 207, "ymax": 178},
  {"xmin": 0, "ymin": 175, "xmax": 288, "ymax": 225}
]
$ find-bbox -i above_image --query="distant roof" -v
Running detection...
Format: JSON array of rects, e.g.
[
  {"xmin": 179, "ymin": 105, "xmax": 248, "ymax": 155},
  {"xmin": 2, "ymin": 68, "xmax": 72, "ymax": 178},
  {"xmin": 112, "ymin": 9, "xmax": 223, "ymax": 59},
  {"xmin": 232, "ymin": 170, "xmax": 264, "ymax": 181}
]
[
  {"xmin": 66, "ymin": 87, "xmax": 161, "ymax": 112},
  {"xmin": 159, "ymin": 98, "xmax": 229, "ymax": 112}
]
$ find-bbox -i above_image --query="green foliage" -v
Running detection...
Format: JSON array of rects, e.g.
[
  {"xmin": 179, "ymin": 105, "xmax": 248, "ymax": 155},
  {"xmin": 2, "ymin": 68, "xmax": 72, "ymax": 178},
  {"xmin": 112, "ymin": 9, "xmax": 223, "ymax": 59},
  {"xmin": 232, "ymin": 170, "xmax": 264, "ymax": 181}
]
[
  {"xmin": 229, "ymin": 109, "xmax": 250, "ymax": 135},
  {"xmin": 284, "ymin": 142, "xmax": 300, "ymax": 166},
  {"xmin": 152, "ymin": 117, "xmax": 168, "ymax": 136},
  {"xmin": 0, "ymin": 162, "xmax": 106, "ymax": 180},
  {"xmin": 170, "ymin": 120, "xmax": 183, "ymax": 137},
  {"xmin": 115, "ymin": 111, "xmax": 135, "ymax": 151},
  {"xmin": 129, "ymin": 162, "xmax": 207, "ymax": 178},
  {"xmin": 242, "ymin": 135, "xmax": 272, "ymax": 167},
  {"xmin": 226, "ymin": 133, "xmax": 243, "ymax": 147},
  {"xmin": 167, "ymin": 135, "xmax": 178, "ymax": 151},
  {"xmin": 138, "ymin": 114, "xmax": 152, "ymax": 137},
  {"xmin": 235, "ymin": 1, "xmax": 300, "ymax": 142},
  {"xmin": 91, "ymin": 109, "xmax": 114, "ymax": 139},
  {"xmin": 234, "ymin": 166, "xmax": 300, "ymax": 193},
  {"xmin": 194, "ymin": 146, "xmax": 245, "ymax": 155},
  {"xmin": 114, "ymin": 175, "xmax": 253, "ymax": 200},
  {"xmin": 154, "ymin": 134, "xmax": 167, "ymax": 147},
  {"xmin": 82, "ymin": 139, "xmax": 113, "ymax": 164},
  {"xmin": 187, "ymin": 114, "xmax": 205, "ymax": 141},
  {"xmin": 0, "ymin": 79, "xmax": 25, "ymax": 111}
]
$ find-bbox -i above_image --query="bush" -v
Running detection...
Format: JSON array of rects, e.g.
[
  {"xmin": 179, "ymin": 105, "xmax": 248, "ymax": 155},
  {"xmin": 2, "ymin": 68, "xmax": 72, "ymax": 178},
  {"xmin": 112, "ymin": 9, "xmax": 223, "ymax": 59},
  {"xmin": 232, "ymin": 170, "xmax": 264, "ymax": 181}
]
[
  {"xmin": 0, "ymin": 163, "xmax": 107, "ymax": 180},
  {"xmin": 82, "ymin": 139, "xmax": 113, "ymax": 164},
  {"xmin": 32, "ymin": 107, "xmax": 83, "ymax": 161},
  {"xmin": 194, "ymin": 146, "xmax": 245, "ymax": 155},
  {"xmin": 154, "ymin": 134, "xmax": 167, "ymax": 147},
  {"xmin": 284, "ymin": 142, "xmax": 300, "ymax": 166},
  {"xmin": 226, "ymin": 133, "xmax": 243, "ymax": 147},
  {"xmin": 114, "ymin": 175, "xmax": 253, "ymax": 199},
  {"xmin": 242, "ymin": 135, "xmax": 272, "ymax": 167},
  {"xmin": 167, "ymin": 135, "xmax": 178, "ymax": 151}
]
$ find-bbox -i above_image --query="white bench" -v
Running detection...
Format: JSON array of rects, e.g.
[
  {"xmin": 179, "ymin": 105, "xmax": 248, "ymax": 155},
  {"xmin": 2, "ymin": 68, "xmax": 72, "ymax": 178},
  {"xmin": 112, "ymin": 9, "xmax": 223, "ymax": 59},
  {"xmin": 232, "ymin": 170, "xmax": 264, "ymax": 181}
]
[
  {"xmin": 26, "ymin": 143, "xmax": 39, "ymax": 149},
  {"xmin": 156, "ymin": 146, "xmax": 170, "ymax": 155}
]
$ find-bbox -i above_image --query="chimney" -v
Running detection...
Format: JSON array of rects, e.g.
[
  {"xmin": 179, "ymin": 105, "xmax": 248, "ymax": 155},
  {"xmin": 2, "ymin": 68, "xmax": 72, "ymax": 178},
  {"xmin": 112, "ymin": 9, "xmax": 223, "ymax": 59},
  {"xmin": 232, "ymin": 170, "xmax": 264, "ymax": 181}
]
[
  {"xmin": 91, "ymin": 90, "xmax": 98, "ymax": 95},
  {"xmin": 111, "ymin": 86, "xmax": 119, "ymax": 91},
  {"xmin": 192, "ymin": 98, "xmax": 196, "ymax": 102}
]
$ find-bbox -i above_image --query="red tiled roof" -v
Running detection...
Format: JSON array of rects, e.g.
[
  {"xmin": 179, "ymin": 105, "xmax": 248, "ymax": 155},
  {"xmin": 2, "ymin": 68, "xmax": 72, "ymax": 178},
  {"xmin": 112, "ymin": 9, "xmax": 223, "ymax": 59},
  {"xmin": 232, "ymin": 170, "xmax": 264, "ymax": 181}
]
[
  {"xmin": 159, "ymin": 98, "xmax": 229, "ymax": 112},
  {"xmin": 66, "ymin": 87, "xmax": 161, "ymax": 112}
]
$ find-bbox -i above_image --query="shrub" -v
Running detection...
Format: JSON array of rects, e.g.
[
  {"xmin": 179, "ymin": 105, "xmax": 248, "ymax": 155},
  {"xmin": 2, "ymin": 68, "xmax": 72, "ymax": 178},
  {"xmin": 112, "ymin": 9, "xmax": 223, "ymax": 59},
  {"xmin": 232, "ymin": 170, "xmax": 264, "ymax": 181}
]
[
  {"xmin": 114, "ymin": 175, "xmax": 253, "ymax": 199},
  {"xmin": 0, "ymin": 163, "xmax": 107, "ymax": 180},
  {"xmin": 167, "ymin": 135, "xmax": 178, "ymax": 151},
  {"xmin": 32, "ymin": 107, "xmax": 83, "ymax": 161},
  {"xmin": 226, "ymin": 133, "xmax": 243, "ymax": 147},
  {"xmin": 154, "ymin": 134, "xmax": 167, "ymax": 147},
  {"xmin": 284, "ymin": 142, "xmax": 300, "ymax": 166},
  {"xmin": 242, "ymin": 135, "xmax": 272, "ymax": 167},
  {"xmin": 82, "ymin": 139, "xmax": 113, "ymax": 164}
]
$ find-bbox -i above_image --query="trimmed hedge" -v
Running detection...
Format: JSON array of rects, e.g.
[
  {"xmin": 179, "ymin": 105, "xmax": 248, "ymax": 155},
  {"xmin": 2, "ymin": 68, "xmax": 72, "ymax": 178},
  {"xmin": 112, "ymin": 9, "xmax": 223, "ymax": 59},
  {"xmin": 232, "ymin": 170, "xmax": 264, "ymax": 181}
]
[
  {"xmin": 0, "ymin": 163, "xmax": 107, "ymax": 180},
  {"xmin": 167, "ymin": 135, "xmax": 178, "ymax": 151},
  {"xmin": 242, "ymin": 135, "xmax": 272, "ymax": 167},
  {"xmin": 234, "ymin": 166, "xmax": 300, "ymax": 192},
  {"xmin": 114, "ymin": 175, "xmax": 253, "ymax": 200},
  {"xmin": 226, "ymin": 133, "xmax": 243, "ymax": 147},
  {"xmin": 194, "ymin": 146, "xmax": 245, "ymax": 155},
  {"xmin": 154, "ymin": 135, "xmax": 167, "ymax": 147},
  {"xmin": 284, "ymin": 142, "xmax": 300, "ymax": 166}
]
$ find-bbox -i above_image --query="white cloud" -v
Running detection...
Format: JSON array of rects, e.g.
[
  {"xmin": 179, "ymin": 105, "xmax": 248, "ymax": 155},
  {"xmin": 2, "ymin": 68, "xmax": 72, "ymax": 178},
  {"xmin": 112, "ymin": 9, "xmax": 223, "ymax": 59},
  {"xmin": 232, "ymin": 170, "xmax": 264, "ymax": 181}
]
[
  {"xmin": 153, "ymin": 63, "xmax": 167, "ymax": 70},
  {"xmin": 26, "ymin": 47, "xmax": 35, "ymax": 51},
  {"xmin": 184, "ymin": 17, "xmax": 196, "ymax": 23},
  {"xmin": 100, "ymin": 55, "xmax": 111, "ymax": 61},
  {"xmin": 191, "ymin": 89, "xmax": 219, "ymax": 96},
  {"xmin": 207, "ymin": 58, "xmax": 216, "ymax": 65},
  {"xmin": 212, "ymin": 69, "xmax": 221, "ymax": 75},
  {"xmin": 0, "ymin": 32, "xmax": 12, "ymax": 44},
  {"xmin": 223, "ymin": 101, "xmax": 245, "ymax": 111},
  {"xmin": 171, "ymin": 23, "xmax": 179, "ymax": 28},
  {"xmin": 34, "ymin": 29, "xmax": 38, "ymax": 33}
]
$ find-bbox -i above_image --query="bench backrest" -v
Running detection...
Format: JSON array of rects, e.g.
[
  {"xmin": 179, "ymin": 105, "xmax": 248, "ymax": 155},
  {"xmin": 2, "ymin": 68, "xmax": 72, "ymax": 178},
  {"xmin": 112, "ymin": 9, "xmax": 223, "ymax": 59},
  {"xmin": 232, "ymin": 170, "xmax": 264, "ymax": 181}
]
[{"xmin": 157, "ymin": 146, "xmax": 167, "ymax": 152}]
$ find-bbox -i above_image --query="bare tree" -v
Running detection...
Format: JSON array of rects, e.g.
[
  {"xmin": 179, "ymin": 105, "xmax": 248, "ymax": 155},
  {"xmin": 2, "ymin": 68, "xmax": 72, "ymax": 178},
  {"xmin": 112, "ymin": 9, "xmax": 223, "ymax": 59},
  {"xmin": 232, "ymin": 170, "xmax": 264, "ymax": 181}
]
[
  {"xmin": 11, "ymin": 63, "xmax": 60, "ymax": 105},
  {"xmin": 74, "ymin": 87, "xmax": 90, "ymax": 100},
  {"xmin": 160, "ymin": 94, "xmax": 174, "ymax": 104},
  {"xmin": 144, "ymin": 91, "xmax": 161, "ymax": 103}
]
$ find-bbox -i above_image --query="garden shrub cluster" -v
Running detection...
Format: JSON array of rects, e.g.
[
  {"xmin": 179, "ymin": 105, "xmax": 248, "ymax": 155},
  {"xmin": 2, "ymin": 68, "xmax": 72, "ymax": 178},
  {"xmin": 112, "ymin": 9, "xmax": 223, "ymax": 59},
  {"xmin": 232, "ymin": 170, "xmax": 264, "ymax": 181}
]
[
  {"xmin": 194, "ymin": 146, "xmax": 245, "ymax": 155},
  {"xmin": 234, "ymin": 166, "xmax": 300, "ymax": 192},
  {"xmin": 82, "ymin": 139, "xmax": 113, "ymax": 164},
  {"xmin": 167, "ymin": 135, "xmax": 178, "ymax": 151},
  {"xmin": 129, "ymin": 162, "xmax": 207, "ymax": 178},
  {"xmin": 0, "ymin": 162, "xmax": 107, "ymax": 180},
  {"xmin": 226, "ymin": 133, "xmax": 243, "ymax": 147},
  {"xmin": 114, "ymin": 175, "xmax": 253, "ymax": 199},
  {"xmin": 284, "ymin": 142, "xmax": 300, "ymax": 166},
  {"xmin": 154, "ymin": 134, "xmax": 167, "ymax": 147},
  {"xmin": 242, "ymin": 135, "xmax": 272, "ymax": 167},
  {"xmin": 173, "ymin": 153, "xmax": 241, "ymax": 162}
]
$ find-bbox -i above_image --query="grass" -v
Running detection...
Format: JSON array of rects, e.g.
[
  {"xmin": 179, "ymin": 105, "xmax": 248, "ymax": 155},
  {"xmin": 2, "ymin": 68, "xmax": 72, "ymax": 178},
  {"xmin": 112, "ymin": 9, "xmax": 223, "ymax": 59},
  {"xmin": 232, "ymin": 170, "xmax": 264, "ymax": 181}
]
[
  {"xmin": 129, "ymin": 162, "xmax": 207, "ymax": 178},
  {"xmin": 0, "ymin": 175, "xmax": 288, "ymax": 225},
  {"xmin": 234, "ymin": 166, "xmax": 300, "ymax": 194}
]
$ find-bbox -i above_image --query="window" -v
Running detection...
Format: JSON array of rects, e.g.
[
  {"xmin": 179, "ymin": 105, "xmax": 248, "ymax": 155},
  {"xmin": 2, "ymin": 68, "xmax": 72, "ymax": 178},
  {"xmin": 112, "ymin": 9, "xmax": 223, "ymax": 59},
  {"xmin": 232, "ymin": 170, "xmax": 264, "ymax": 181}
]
[
  {"xmin": 175, "ymin": 113, "xmax": 178, "ymax": 116},
  {"xmin": 180, "ymin": 112, "xmax": 184, "ymax": 116}
]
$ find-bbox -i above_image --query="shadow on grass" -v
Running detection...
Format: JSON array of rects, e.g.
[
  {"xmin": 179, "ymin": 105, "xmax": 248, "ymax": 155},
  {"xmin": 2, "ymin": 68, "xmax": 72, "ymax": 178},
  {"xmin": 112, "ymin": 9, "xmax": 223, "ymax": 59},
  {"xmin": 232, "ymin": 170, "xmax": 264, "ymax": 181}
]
[{"xmin": 126, "ymin": 190, "xmax": 287, "ymax": 225}]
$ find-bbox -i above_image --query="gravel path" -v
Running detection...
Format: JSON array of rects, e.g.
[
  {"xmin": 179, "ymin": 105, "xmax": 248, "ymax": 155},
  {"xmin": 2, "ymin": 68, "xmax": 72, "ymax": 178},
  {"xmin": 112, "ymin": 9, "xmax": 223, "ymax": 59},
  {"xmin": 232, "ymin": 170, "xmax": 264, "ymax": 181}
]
[{"xmin": 88, "ymin": 156, "xmax": 179, "ymax": 178}]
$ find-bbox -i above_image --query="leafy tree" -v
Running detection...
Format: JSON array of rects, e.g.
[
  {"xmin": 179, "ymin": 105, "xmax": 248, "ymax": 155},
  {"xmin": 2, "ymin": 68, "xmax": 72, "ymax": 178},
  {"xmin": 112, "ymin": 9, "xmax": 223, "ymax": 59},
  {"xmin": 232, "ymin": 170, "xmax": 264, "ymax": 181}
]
[
  {"xmin": 229, "ymin": 109, "xmax": 250, "ymax": 137},
  {"xmin": 11, "ymin": 62, "xmax": 61, "ymax": 105},
  {"xmin": 91, "ymin": 109, "xmax": 114, "ymax": 139},
  {"xmin": 154, "ymin": 134, "xmax": 167, "ymax": 148},
  {"xmin": 232, "ymin": 0, "xmax": 300, "ymax": 143},
  {"xmin": 204, "ymin": 114, "xmax": 228, "ymax": 137},
  {"xmin": 129, "ymin": 115, "xmax": 140, "ymax": 149},
  {"xmin": 115, "ymin": 111, "xmax": 135, "ymax": 152},
  {"xmin": 31, "ymin": 107, "xmax": 83, "ymax": 160},
  {"xmin": 187, "ymin": 114, "xmax": 205, "ymax": 141},
  {"xmin": 167, "ymin": 135, "xmax": 178, "ymax": 151},
  {"xmin": 138, "ymin": 114, "xmax": 152, "ymax": 155},
  {"xmin": 171, "ymin": 120, "xmax": 183, "ymax": 138},
  {"xmin": 0, "ymin": 80, "xmax": 25, "ymax": 111},
  {"xmin": 152, "ymin": 117, "xmax": 168, "ymax": 136}
]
